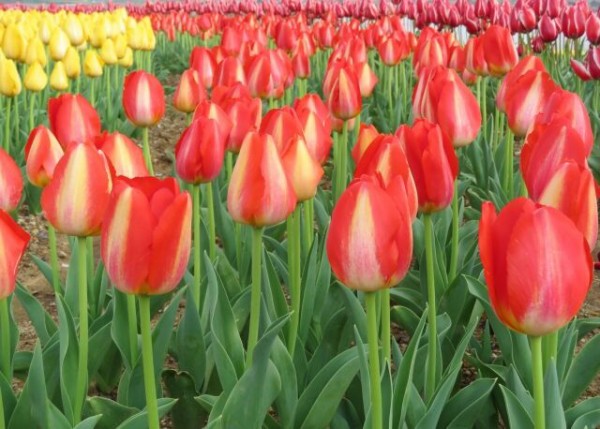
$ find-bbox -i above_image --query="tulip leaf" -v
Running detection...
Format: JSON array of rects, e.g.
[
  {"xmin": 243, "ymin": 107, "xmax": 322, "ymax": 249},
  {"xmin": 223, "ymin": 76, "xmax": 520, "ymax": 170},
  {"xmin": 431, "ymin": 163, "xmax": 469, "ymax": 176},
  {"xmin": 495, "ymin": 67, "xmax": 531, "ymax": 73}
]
[
  {"xmin": 566, "ymin": 398, "xmax": 600, "ymax": 427},
  {"xmin": 499, "ymin": 385, "xmax": 533, "ymax": 429},
  {"xmin": 390, "ymin": 305, "xmax": 420, "ymax": 336},
  {"xmin": 56, "ymin": 296, "xmax": 81, "ymax": 425},
  {"xmin": 215, "ymin": 248, "xmax": 242, "ymax": 297},
  {"xmin": 571, "ymin": 410, "xmax": 600, "ymax": 429},
  {"xmin": 73, "ymin": 415, "xmax": 102, "ymax": 429},
  {"xmin": 111, "ymin": 289, "xmax": 138, "ymax": 370},
  {"xmin": 544, "ymin": 360, "xmax": 566, "ymax": 429},
  {"xmin": 352, "ymin": 326, "xmax": 370, "ymax": 417},
  {"xmin": 0, "ymin": 371, "xmax": 16, "ymax": 424},
  {"xmin": 438, "ymin": 378, "xmax": 496, "ymax": 429},
  {"xmin": 48, "ymin": 399, "xmax": 72, "ymax": 429},
  {"xmin": 337, "ymin": 285, "xmax": 367, "ymax": 342},
  {"xmin": 270, "ymin": 337, "xmax": 298, "ymax": 429},
  {"xmin": 175, "ymin": 287, "xmax": 206, "ymax": 391},
  {"xmin": 87, "ymin": 396, "xmax": 138, "ymax": 429},
  {"xmin": 88, "ymin": 312, "xmax": 115, "ymax": 379},
  {"xmin": 562, "ymin": 332, "xmax": 600, "ymax": 406},
  {"xmin": 30, "ymin": 254, "xmax": 61, "ymax": 295},
  {"xmin": 264, "ymin": 250, "xmax": 289, "ymax": 323},
  {"xmin": 116, "ymin": 398, "xmax": 178, "ymax": 429},
  {"xmin": 294, "ymin": 347, "xmax": 361, "ymax": 429},
  {"xmin": 306, "ymin": 309, "xmax": 348, "ymax": 381},
  {"xmin": 299, "ymin": 234, "xmax": 327, "ymax": 342},
  {"xmin": 162, "ymin": 370, "xmax": 206, "ymax": 429},
  {"xmin": 15, "ymin": 283, "xmax": 57, "ymax": 346}
]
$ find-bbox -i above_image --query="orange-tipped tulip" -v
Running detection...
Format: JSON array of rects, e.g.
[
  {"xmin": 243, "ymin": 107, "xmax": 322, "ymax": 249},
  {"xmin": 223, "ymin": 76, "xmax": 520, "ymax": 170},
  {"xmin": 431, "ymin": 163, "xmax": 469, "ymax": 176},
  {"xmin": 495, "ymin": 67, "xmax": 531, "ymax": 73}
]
[
  {"xmin": 479, "ymin": 198, "xmax": 592, "ymax": 336},
  {"xmin": 327, "ymin": 66, "xmax": 362, "ymax": 121},
  {"xmin": 215, "ymin": 85, "xmax": 262, "ymax": 153},
  {"xmin": 48, "ymin": 94, "xmax": 101, "ymax": 149},
  {"xmin": 227, "ymin": 132, "xmax": 297, "ymax": 227},
  {"xmin": 0, "ymin": 148, "xmax": 23, "ymax": 212},
  {"xmin": 280, "ymin": 135, "xmax": 324, "ymax": 202},
  {"xmin": 101, "ymin": 177, "xmax": 192, "ymax": 295},
  {"xmin": 260, "ymin": 107, "xmax": 305, "ymax": 153},
  {"xmin": 0, "ymin": 211, "xmax": 30, "ymax": 299},
  {"xmin": 213, "ymin": 56, "xmax": 247, "ymax": 88},
  {"xmin": 326, "ymin": 175, "xmax": 413, "ymax": 291},
  {"xmin": 122, "ymin": 71, "xmax": 165, "ymax": 127},
  {"xmin": 173, "ymin": 69, "xmax": 207, "ymax": 114},
  {"xmin": 296, "ymin": 108, "xmax": 333, "ymax": 165},
  {"xmin": 351, "ymin": 123, "xmax": 381, "ymax": 164},
  {"xmin": 192, "ymin": 100, "xmax": 233, "ymax": 143},
  {"xmin": 25, "ymin": 126, "xmax": 64, "ymax": 188},
  {"xmin": 41, "ymin": 143, "xmax": 113, "ymax": 237},
  {"xmin": 95, "ymin": 131, "xmax": 150, "ymax": 179},
  {"xmin": 189, "ymin": 47, "xmax": 216, "ymax": 89}
]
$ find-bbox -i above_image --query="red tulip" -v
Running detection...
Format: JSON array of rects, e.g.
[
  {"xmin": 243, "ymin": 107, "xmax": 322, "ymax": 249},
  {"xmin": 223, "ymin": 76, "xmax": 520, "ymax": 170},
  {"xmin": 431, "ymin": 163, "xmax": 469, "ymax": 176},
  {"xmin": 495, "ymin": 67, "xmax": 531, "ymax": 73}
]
[
  {"xmin": 291, "ymin": 43, "xmax": 311, "ymax": 79},
  {"xmin": 122, "ymin": 71, "xmax": 165, "ymax": 127},
  {"xmin": 259, "ymin": 107, "xmax": 305, "ymax": 153},
  {"xmin": 25, "ymin": 126, "xmax": 64, "ymax": 188},
  {"xmin": 189, "ymin": 46, "xmax": 216, "ymax": 88},
  {"xmin": 293, "ymin": 94, "xmax": 331, "ymax": 133},
  {"xmin": 377, "ymin": 33, "xmax": 411, "ymax": 66},
  {"xmin": 173, "ymin": 69, "xmax": 206, "ymax": 114},
  {"xmin": 0, "ymin": 148, "xmax": 23, "ymax": 212},
  {"xmin": 562, "ymin": 5, "xmax": 586, "ymax": 39},
  {"xmin": 479, "ymin": 198, "xmax": 592, "ymax": 336},
  {"xmin": 280, "ymin": 135, "xmax": 324, "ymax": 202},
  {"xmin": 101, "ymin": 176, "xmax": 192, "ymax": 295},
  {"xmin": 48, "ymin": 94, "xmax": 101, "ymax": 148},
  {"xmin": 215, "ymin": 85, "xmax": 262, "ymax": 153},
  {"xmin": 213, "ymin": 56, "xmax": 247, "ymax": 87},
  {"xmin": 351, "ymin": 123, "xmax": 380, "ymax": 164},
  {"xmin": 175, "ymin": 117, "xmax": 226, "ymax": 184},
  {"xmin": 192, "ymin": 100, "xmax": 233, "ymax": 143},
  {"xmin": 481, "ymin": 25, "xmax": 518, "ymax": 77},
  {"xmin": 539, "ymin": 15, "xmax": 560, "ymax": 42},
  {"xmin": 327, "ymin": 65, "xmax": 362, "ymax": 121},
  {"xmin": 95, "ymin": 131, "xmax": 149, "ymax": 178},
  {"xmin": 0, "ymin": 210, "xmax": 30, "ymax": 299},
  {"xmin": 227, "ymin": 132, "xmax": 297, "ymax": 227},
  {"xmin": 570, "ymin": 58, "xmax": 593, "ymax": 81},
  {"xmin": 41, "ymin": 142, "xmax": 113, "ymax": 237},
  {"xmin": 464, "ymin": 36, "xmax": 488, "ymax": 77},
  {"xmin": 326, "ymin": 175, "xmax": 413, "ymax": 291},
  {"xmin": 245, "ymin": 50, "xmax": 286, "ymax": 99},
  {"xmin": 296, "ymin": 108, "xmax": 333, "ymax": 165},
  {"xmin": 497, "ymin": 56, "xmax": 548, "ymax": 112},
  {"xmin": 354, "ymin": 61, "xmax": 378, "ymax": 98},
  {"xmin": 400, "ymin": 119, "xmax": 458, "ymax": 213},
  {"xmin": 586, "ymin": 14, "xmax": 600, "ymax": 44}
]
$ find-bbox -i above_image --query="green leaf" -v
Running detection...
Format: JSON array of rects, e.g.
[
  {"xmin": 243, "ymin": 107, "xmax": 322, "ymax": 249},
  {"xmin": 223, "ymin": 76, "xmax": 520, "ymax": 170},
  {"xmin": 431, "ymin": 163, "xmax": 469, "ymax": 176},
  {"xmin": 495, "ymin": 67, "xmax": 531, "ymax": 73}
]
[
  {"xmin": 30, "ymin": 254, "xmax": 60, "ymax": 293},
  {"xmin": 111, "ymin": 289, "xmax": 137, "ymax": 370},
  {"xmin": 572, "ymin": 410, "xmax": 600, "ymax": 429},
  {"xmin": 56, "ymin": 296, "xmax": 80, "ymax": 425},
  {"xmin": 87, "ymin": 397, "xmax": 137, "ymax": 429},
  {"xmin": 163, "ymin": 370, "xmax": 206, "ymax": 429},
  {"xmin": 562, "ymin": 333, "xmax": 600, "ymax": 406},
  {"xmin": 15, "ymin": 283, "xmax": 57, "ymax": 346},
  {"xmin": 566, "ymin": 398, "xmax": 600, "ymax": 427},
  {"xmin": 116, "ymin": 398, "xmax": 177, "ymax": 429},
  {"xmin": 74, "ymin": 415, "xmax": 102, "ymax": 429},
  {"xmin": 294, "ymin": 347, "xmax": 361, "ymax": 429},
  {"xmin": 270, "ymin": 338, "xmax": 297, "ymax": 429},
  {"xmin": 439, "ymin": 378, "xmax": 496, "ymax": 428},
  {"xmin": 0, "ymin": 372, "xmax": 16, "ymax": 424},
  {"xmin": 544, "ymin": 360, "xmax": 566, "ymax": 429},
  {"xmin": 175, "ymin": 287, "xmax": 206, "ymax": 391},
  {"xmin": 499, "ymin": 385, "xmax": 533, "ymax": 429},
  {"xmin": 337, "ymin": 285, "xmax": 367, "ymax": 341}
]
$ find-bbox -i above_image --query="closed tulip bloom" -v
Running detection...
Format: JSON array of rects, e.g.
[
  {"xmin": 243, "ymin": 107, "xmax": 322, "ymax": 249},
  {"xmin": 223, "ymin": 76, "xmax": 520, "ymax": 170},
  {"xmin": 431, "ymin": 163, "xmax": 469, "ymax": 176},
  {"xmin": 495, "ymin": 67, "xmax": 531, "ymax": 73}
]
[
  {"xmin": 24, "ymin": 62, "xmax": 48, "ymax": 92},
  {"xmin": 173, "ymin": 69, "xmax": 206, "ymax": 114},
  {"xmin": 496, "ymin": 55, "xmax": 547, "ymax": 112},
  {"xmin": 119, "ymin": 48, "xmax": 134, "ymax": 69},
  {"xmin": 227, "ymin": 132, "xmax": 297, "ymax": 227},
  {"xmin": 0, "ymin": 211, "xmax": 30, "ymax": 299},
  {"xmin": 481, "ymin": 25, "xmax": 518, "ymax": 77},
  {"xmin": 84, "ymin": 50, "xmax": 104, "ymax": 78},
  {"xmin": 504, "ymin": 70, "xmax": 558, "ymax": 137},
  {"xmin": 122, "ymin": 71, "xmax": 165, "ymax": 127},
  {"xmin": 297, "ymin": 108, "xmax": 333, "ymax": 165},
  {"xmin": 352, "ymin": 123, "xmax": 381, "ymax": 164},
  {"xmin": 49, "ymin": 28, "xmax": 70, "ymax": 61},
  {"xmin": 354, "ymin": 61, "xmax": 378, "ymax": 98},
  {"xmin": 479, "ymin": 198, "xmax": 592, "ymax": 336},
  {"xmin": 326, "ymin": 175, "xmax": 413, "ymax": 291},
  {"xmin": 355, "ymin": 135, "xmax": 419, "ymax": 219},
  {"xmin": 245, "ymin": 51, "xmax": 287, "ymax": 100},
  {"xmin": 49, "ymin": 62, "xmax": 69, "ymax": 92},
  {"xmin": 192, "ymin": 100, "xmax": 233, "ymax": 143},
  {"xmin": 0, "ymin": 148, "xmax": 23, "ymax": 212},
  {"xmin": 95, "ymin": 131, "xmax": 149, "ymax": 178},
  {"xmin": 218, "ymin": 89, "xmax": 262, "ymax": 153},
  {"xmin": 293, "ymin": 94, "xmax": 331, "ymax": 133},
  {"xmin": 586, "ymin": 14, "xmax": 600, "ymax": 45},
  {"xmin": 539, "ymin": 15, "xmax": 560, "ymax": 42},
  {"xmin": 48, "ymin": 94, "xmax": 101, "ymax": 148},
  {"xmin": 25, "ymin": 39, "xmax": 48, "ymax": 67},
  {"xmin": 377, "ymin": 33, "xmax": 411, "ymax": 66},
  {"xmin": 401, "ymin": 119, "xmax": 458, "ymax": 213},
  {"xmin": 562, "ymin": 5, "xmax": 586, "ymax": 39},
  {"xmin": 213, "ymin": 56, "xmax": 247, "ymax": 88},
  {"xmin": 64, "ymin": 47, "xmax": 81, "ymax": 79},
  {"xmin": 327, "ymin": 66, "xmax": 362, "ymax": 121},
  {"xmin": 25, "ymin": 126, "xmax": 64, "ymax": 188},
  {"xmin": 101, "ymin": 176, "xmax": 192, "ymax": 295},
  {"xmin": 100, "ymin": 38, "xmax": 118, "ymax": 65},
  {"xmin": 2, "ymin": 24, "xmax": 26, "ymax": 61},
  {"xmin": 292, "ymin": 44, "xmax": 311, "ymax": 79},
  {"xmin": 175, "ymin": 117, "xmax": 226, "ymax": 185},
  {"xmin": 64, "ymin": 14, "xmax": 84, "ymax": 46},
  {"xmin": 280, "ymin": 135, "xmax": 324, "ymax": 202},
  {"xmin": 41, "ymin": 142, "xmax": 113, "ymax": 237},
  {"xmin": 260, "ymin": 107, "xmax": 305, "ymax": 153},
  {"xmin": 0, "ymin": 59, "xmax": 22, "ymax": 97},
  {"xmin": 189, "ymin": 46, "xmax": 216, "ymax": 89}
]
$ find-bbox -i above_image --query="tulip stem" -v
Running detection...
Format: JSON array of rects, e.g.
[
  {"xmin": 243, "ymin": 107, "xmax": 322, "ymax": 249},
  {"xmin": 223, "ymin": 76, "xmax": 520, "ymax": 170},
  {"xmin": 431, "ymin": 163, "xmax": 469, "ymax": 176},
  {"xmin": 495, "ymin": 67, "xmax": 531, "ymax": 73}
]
[
  {"xmin": 287, "ymin": 208, "xmax": 302, "ymax": 357},
  {"xmin": 90, "ymin": 79, "xmax": 96, "ymax": 107},
  {"xmin": 74, "ymin": 237, "xmax": 88, "ymax": 424},
  {"xmin": 192, "ymin": 184, "xmax": 202, "ymax": 311},
  {"xmin": 0, "ymin": 298, "xmax": 10, "ymax": 382},
  {"xmin": 449, "ymin": 183, "xmax": 459, "ymax": 283},
  {"xmin": 381, "ymin": 289, "xmax": 391, "ymax": 365},
  {"xmin": 530, "ymin": 336, "xmax": 546, "ymax": 429},
  {"xmin": 542, "ymin": 331, "xmax": 558, "ymax": 374},
  {"xmin": 366, "ymin": 292, "xmax": 383, "ymax": 429},
  {"xmin": 334, "ymin": 121, "xmax": 349, "ymax": 203},
  {"xmin": 106, "ymin": 66, "xmax": 112, "ymax": 126},
  {"xmin": 139, "ymin": 295, "xmax": 160, "ymax": 429},
  {"xmin": 0, "ymin": 370, "xmax": 5, "ymax": 429},
  {"xmin": 206, "ymin": 182, "xmax": 216, "ymax": 262},
  {"xmin": 126, "ymin": 293, "xmax": 139, "ymax": 366},
  {"xmin": 246, "ymin": 227, "xmax": 263, "ymax": 368},
  {"xmin": 48, "ymin": 223, "xmax": 61, "ymax": 296},
  {"xmin": 226, "ymin": 152, "xmax": 233, "ymax": 183},
  {"xmin": 3, "ymin": 97, "xmax": 11, "ymax": 153},
  {"xmin": 503, "ymin": 128, "xmax": 514, "ymax": 196},
  {"xmin": 302, "ymin": 199, "xmax": 314, "ymax": 258},
  {"xmin": 29, "ymin": 92, "xmax": 36, "ymax": 131},
  {"xmin": 142, "ymin": 127, "xmax": 154, "ymax": 175},
  {"xmin": 424, "ymin": 213, "xmax": 437, "ymax": 402}
]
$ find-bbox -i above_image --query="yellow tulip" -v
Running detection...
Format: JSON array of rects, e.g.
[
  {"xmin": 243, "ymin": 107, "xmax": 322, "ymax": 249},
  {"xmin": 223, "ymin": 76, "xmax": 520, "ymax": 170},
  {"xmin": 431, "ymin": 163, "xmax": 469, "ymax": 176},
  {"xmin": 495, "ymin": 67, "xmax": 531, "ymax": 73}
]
[
  {"xmin": 39, "ymin": 18, "xmax": 54, "ymax": 44},
  {"xmin": 24, "ymin": 62, "xmax": 48, "ymax": 92},
  {"xmin": 25, "ymin": 38, "xmax": 47, "ymax": 66},
  {"xmin": 0, "ymin": 24, "xmax": 5, "ymax": 45},
  {"xmin": 118, "ymin": 47, "xmax": 133, "ymax": 69},
  {"xmin": 64, "ymin": 14, "xmax": 84, "ymax": 46},
  {"xmin": 64, "ymin": 46, "xmax": 80, "ymax": 79},
  {"xmin": 89, "ymin": 19, "xmax": 107, "ymax": 48},
  {"xmin": 49, "ymin": 28, "xmax": 70, "ymax": 61},
  {"xmin": 114, "ymin": 34, "xmax": 128, "ymax": 59},
  {"xmin": 0, "ymin": 58, "xmax": 22, "ymax": 97},
  {"xmin": 100, "ymin": 38, "xmax": 118, "ymax": 65},
  {"xmin": 83, "ymin": 49, "xmax": 103, "ymax": 77},
  {"xmin": 50, "ymin": 61, "xmax": 69, "ymax": 91},
  {"xmin": 2, "ymin": 23, "xmax": 25, "ymax": 60}
]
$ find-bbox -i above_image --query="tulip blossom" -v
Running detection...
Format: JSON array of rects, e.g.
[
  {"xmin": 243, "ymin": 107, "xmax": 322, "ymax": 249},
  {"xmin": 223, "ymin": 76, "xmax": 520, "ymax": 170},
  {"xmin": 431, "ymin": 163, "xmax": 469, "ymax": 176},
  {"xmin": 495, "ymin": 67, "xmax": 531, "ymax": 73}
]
[
  {"xmin": 326, "ymin": 65, "xmax": 362, "ymax": 121},
  {"xmin": 227, "ymin": 132, "xmax": 297, "ymax": 227},
  {"xmin": 95, "ymin": 132, "xmax": 149, "ymax": 179},
  {"xmin": 173, "ymin": 69, "xmax": 206, "ymax": 114},
  {"xmin": 189, "ymin": 46, "xmax": 216, "ymax": 88},
  {"xmin": 25, "ymin": 126, "xmax": 64, "ymax": 188},
  {"xmin": 280, "ymin": 135, "xmax": 324, "ymax": 202},
  {"xmin": 48, "ymin": 94, "xmax": 101, "ymax": 149},
  {"xmin": 101, "ymin": 176, "xmax": 192, "ymax": 295},
  {"xmin": 0, "ymin": 148, "xmax": 23, "ymax": 212},
  {"xmin": 496, "ymin": 56, "xmax": 547, "ymax": 111},
  {"xmin": 479, "ymin": 198, "xmax": 592, "ymax": 336},
  {"xmin": 480, "ymin": 25, "xmax": 518, "ymax": 77},
  {"xmin": 296, "ymin": 108, "xmax": 333, "ymax": 165},
  {"xmin": 260, "ymin": 107, "xmax": 305, "ymax": 153},
  {"xmin": 0, "ymin": 210, "xmax": 30, "ymax": 299},
  {"xmin": 351, "ymin": 123, "xmax": 381, "ymax": 164},
  {"xmin": 326, "ymin": 175, "xmax": 413, "ymax": 291},
  {"xmin": 122, "ymin": 70, "xmax": 165, "ymax": 127}
]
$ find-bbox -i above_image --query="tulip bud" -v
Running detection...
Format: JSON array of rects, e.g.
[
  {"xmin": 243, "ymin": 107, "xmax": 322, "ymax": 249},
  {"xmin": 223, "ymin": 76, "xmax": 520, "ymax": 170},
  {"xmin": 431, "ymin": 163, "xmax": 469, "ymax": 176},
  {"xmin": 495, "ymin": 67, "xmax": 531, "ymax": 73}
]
[
  {"xmin": 296, "ymin": 108, "xmax": 333, "ymax": 165},
  {"xmin": 25, "ymin": 38, "xmax": 47, "ymax": 67},
  {"xmin": 481, "ymin": 25, "xmax": 518, "ymax": 77},
  {"xmin": 173, "ymin": 69, "xmax": 206, "ymax": 114},
  {"xmin": 216, "ymin": 85, "xmax": 262, "ymax": 153},
  {"xmin": 189, "ymin": 46, "xmax": 216, "ymax": 89},
  {"xmin": 327, "ymin": 66, "xmax": 362, "ymax": 120},
  {"xmin": 227, "ymin": 132, "xmax": 297, "ymax": 227},
  {"xmin": 280, "ymin": 135, "xmax": 324, "ymax": 202},
  {"xmin": 50, "ymin": 61, "xmax": 69, "ymax": 92},
  {"xmin": 260, "ymin": 107, "xmax": 305, "ymax": 153},
  {"xmin": 100, "ymin": 38, "xmax": 118, "ymax": 65},
  {"xmin": 0, "ymin": 211, "xmax": 30, "ymax": 300},
  {"xmin": 48, "ymin": 93, "xmax": 101, "ymax": 148},
  {"xmin": 122, "ymin": 71, "xmax": 165, "ymax": 127},
  {"xmin": 42, "ymin": 142, "xmax": 113, "ymax": 237},
  {"xmin": 49, "ymin": 28, "xmax": 70, "ymax": 61},
  {"xmin": 326, "ymin": 175, "xmax": 413, "ymax": 291},
  {"xmin": 64, "ymin": 47, "xmax": 81, "ymax": 79},
  {"xmin": 24, "ymin": 62, "xmax": 48, "ymax": 92},
  {"xmin": 539, "ymin": 15, "xmax": 560, "ymax": 43},
  {"xmin": 2, "ymin": 24, "xmax": 25, "ymax": 61},
  {"xmin": 479, "ymin": 198, "xmax": 592, "ymax": 336},
  {"xmin": 101, "ymin": 176, "xmax": 192, "ymax": 295},
  {"xmin": 213, "ymin": 56, "xmax": 247, "ymax": 88},
  {"xmin": 496, "ymin": 55, "xmax": 548, "ymax": 112},
  {"xmin": 25, "ymin": 126, "xmax": 64, "ymax": 188},
  {"xmin": 351, "ymin": 123, "xmax": 380, "ymax": 164},
  {"xmin": 64, "ymin": 14, "xmax": 85, "ymax": 46},
  {"xmin": 586, "ymin": 14, "xmax": 600, "ymax": 45},
  {"xmin": 0, "ymin": 148, "xmax": 24, "ymax": 212},
  {"xmin": 119, "ymin": 48, "xmax": 134, "ymax": 69},
  {"xmin": 95, "ymin": 131, "xmax": 149, "ymax": 178},
  {"xmin": 84, "ymin": 50, "xmax": 104, "ymax": 78},
  {"xmin": 0, "ymin": 58, "xmax": 22, "ymax": 97}
]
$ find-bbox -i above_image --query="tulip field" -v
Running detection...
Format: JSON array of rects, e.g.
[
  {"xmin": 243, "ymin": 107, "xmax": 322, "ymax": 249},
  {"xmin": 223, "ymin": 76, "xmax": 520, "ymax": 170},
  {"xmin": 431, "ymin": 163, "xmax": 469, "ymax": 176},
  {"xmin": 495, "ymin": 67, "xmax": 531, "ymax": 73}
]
[{"xmin": 3, "ymin": 0, "xmax": 600, "ymax": 428}]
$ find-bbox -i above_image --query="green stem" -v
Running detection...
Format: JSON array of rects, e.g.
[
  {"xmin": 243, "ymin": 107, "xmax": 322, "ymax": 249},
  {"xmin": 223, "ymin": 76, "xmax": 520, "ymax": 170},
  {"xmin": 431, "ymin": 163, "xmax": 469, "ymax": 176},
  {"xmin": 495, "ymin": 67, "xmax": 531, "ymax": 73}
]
[
  {"xmin": 503, "ymin": 128, "xmax": 514, "ymax": 196},
  {"xmin": 530, "ymin": 336, "xmax": 546, "ymax": 429},
  {"xmin": 246, "ymin": 227, "xmax": 263, "ymax": 367},
  {"xmin": 381, "ymin": 289, "xmax": 391, "ymax": 365},
  {"xmin": 302, "ymin": 199, "xmax": 314, "ymax": 259},
  {"xmin": 126, "ymin": 293, "xmax": 138, "ymax": 367},
  {"xmin": 74, "ymin": 237, "xmax": 88, "ymax": 424},
  {"xmin": 139, "ymin": 296, "xmax": 160, "ymax": 429},
  {"xmin": 448, "ymin": 182, "xmax": 459, "ymax": 283},
  {"xmin": 542, "ymin": 331, "xmax": 558, "ymax": 374},
  {"xmin": 287, "ymin": 208, "xmax": 301, "ymax": 357},
  {"xmin": 334, "ymin": 121, "xmax": 349, "ymax": 203},
  {"xmin": 90, "ymin": 78, "xmax": 95, "ymax": 107},
  {"xmin": 235, "ymin": 223, "xmax": 242, "ymax": 273},
  {"xmin": 87, "ymin": 237, "xmax": 95, "ymax": 314},
  {"xmin": 105, "ymin": 66, "xmax": 112, "ymax": 126},
  {"xmin": 29, "ymin": 92, "xmax": 36, "ymax": 131},
  {"xmin": 0, "ymin": 372, "xmax": 4, "ymax": 429},
  {"xmin": 366, "ymin": 292, "xmax": 383, "ymax": 429},
  {"xmin": 142, "ymin": 127, "xmax": 154, "ymax": 175},
  {"xmin": 0, "ymin": 299, "xmax": 10, "ymax": 381},
  {"xmin": 13, "ymin": 96, "xmax": 19, "ymax": 149},
  {"xmin": 48, "ymin": 223, "xmax": 61, "ymax": 296},
  {"xmin": 424, "ymin": 213, "xmax": 437, "ymax": 401},
  {"xmin": 3, "ymin": 97, "xmax": 11, "ymax": 153},
  {"xmin": 192, "ymin": 184, "xmax": 201, "ymax": 310},
  {"xmin": 226, "ymin": 152, "xmax": 233, "ymax": 183},
  {"xmin": 206, "ymin": 182, "xmax": 216, "ymax": 261}
]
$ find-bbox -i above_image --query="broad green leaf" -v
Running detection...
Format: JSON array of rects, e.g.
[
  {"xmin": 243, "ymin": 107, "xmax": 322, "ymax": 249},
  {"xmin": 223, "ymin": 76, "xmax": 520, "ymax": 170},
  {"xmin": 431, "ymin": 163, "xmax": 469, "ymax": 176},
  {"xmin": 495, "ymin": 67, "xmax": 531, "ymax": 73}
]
[
  {"xmin": 56, "ymin": 297, "xmax": 80, "ymax": 425},
  {"xmin": 163, "ymin": 370, "xmax": 206, "ymax": 429},
  {"xmin": 15, "ymin": 283, "xmax": 57, "ymax": 346},
  {"xmin": 499, "ymin": 385, "xmax": 533, "ymax": 429},
  {"xmin": 544, "ymin": 361, "xmax": 566, "ymax": 429},
  {"xmin": 439, "ymin": 378, "xmax": 496, "ymax": 428},
  {"xmin": 566, "ymin": 398, "xmax": 600, "ymax": 427},
  {"xmin": 175, "ymin": 287, "xmax": 206, "ymax": 391},
  {"xmin": 562, "ymin": 333, "xmax": 600, "ymax": 406},
  {"xmin": 116, "ymin": 398, "xmax": 177, "ymax": 429}
]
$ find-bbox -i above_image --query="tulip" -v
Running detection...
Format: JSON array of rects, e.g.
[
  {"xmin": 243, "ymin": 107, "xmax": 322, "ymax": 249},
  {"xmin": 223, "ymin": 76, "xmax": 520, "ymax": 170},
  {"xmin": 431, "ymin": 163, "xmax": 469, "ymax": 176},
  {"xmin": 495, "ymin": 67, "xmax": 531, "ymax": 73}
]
[
  {"xmin": 189, "ymin": 46, "xmax": 216, "ymax": 89},
  {"xmin": 100, "ymin": 39, "xmax": 118, "ymax": 66},
  {"xmin": 245, "ymin": 51, "xmax": 287, "ymax": 100},
  {"xmin": 354, "ymin": 61, "xmax": 378, "ymax": 98},
  {"xmin": 173, "ymin": 69, "xmax": 206, "ymax": 114},
  {"xmin": 377, "ymin": 33, "xmax": 411, "ymax": 66},
  {"xmin": 0, "ymin": 58, "xmax": 22, "ymax": 98},
  {"xmin": 64, "ymin": 14, "xmax": 85, "ymax": 46},
  {"xmin": 293, "ymin": 94, "xmax": 331, "ymax": 133},
  {"xmin": 25, "ymin": 38, "xmax": 48, "ymax": 67},
  {"xmin": 280, "ymin": 135, "xmax": 324, "ymax": 202},
  {"xmin": 49, "ymin": 28, "xmax": 70, "ymax": 61},
  {"xmin": 586, "ymin": 14, "xmax": 600, "ymax": 45},
  {"xmin": 119, "ymin": 48, "xmax": 134, "ymax": 69},
  {"xmin": 24, "ymin": 62, "xmax": 48, "ymax": 92},
  {"xmin": 101, "ymin": 176, "xmax": 191, "ymax": 429},
  {"xmin": 0, "ymin": 148, "xmax": 23, "ymax": 213},
  {"xmin": 481, "ymin": 25, "xmax": 518, "ymax": 77},
  {"xmin": 351, "ymin": 123, "xmax": 381, "ymax": 164},
  {"xmin": 2, "ymin": 24, "xmax": 25, "ymax": 61},
  {"xmin": 259, "ymin": 107, "xmax": 305, "ymax": 153},
  {"xmin": 48, "ymin": 94, "xmax": 101, "ymax": 149},
  {"xmin": 539, "ymin": 15, "xmax": 560, "ymax": 42},
  {"xmin": 496, "ymin": 55, "xmax": 547, "ymax": 112},
  {"xmin": 64, "ymin": 47, "xmax": 81, "ymax": 80},
  {"xmin": 50, "ymin": 62, "xmax": 70, "ymax": 92},
  {"xmin": 296, "ymin": 108, "xmax": 333, "ymax": 165},
  {"xmin": 192, "ymin": 101, "xmax": 233, "ymax": 144},
  {"xmin": 84, "ymin": 50, "xmax": 104, "ymax": 78},
  {"xmin": 400, "ymin": 119, "xmax": 458, "ymax": 213},
  {"xmin": 479, "ymin": 197, "xmax": 592, "ymax": 429},
  {"xmin": 326, "ymin": 65, "xmax": 362, "ymax": 121},
  {"xmin": 562, "ymin": 5, "xmax": 586, "ymax": 39},
  {"xmin": 95, "ymin": 131, "xmax": 149, "ymax": 178},
  {"xmin": 213, "ymin": 56, "xmax": 247, "ymax": 88},
  {"xmin": 215, "ymin": 85, "xmax": 262, "ymax": 154},
  {"xmin": 25, "ymin": 126, "xmax": 64, "ymax": 188}
]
